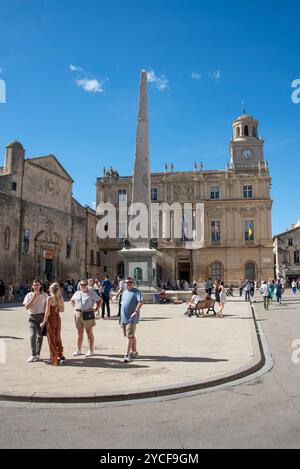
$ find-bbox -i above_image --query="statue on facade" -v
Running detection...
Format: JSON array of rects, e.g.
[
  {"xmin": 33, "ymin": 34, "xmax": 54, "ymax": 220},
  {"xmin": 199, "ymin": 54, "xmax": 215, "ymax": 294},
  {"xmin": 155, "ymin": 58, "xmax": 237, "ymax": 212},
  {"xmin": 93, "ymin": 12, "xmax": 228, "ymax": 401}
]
[
  {"xmin": 122, "ymin": 238, "xmax": 130, "ymax": 249},
  {"xmin": 148, "ymin": 238, "xmax": 157, "ymax": 249}
]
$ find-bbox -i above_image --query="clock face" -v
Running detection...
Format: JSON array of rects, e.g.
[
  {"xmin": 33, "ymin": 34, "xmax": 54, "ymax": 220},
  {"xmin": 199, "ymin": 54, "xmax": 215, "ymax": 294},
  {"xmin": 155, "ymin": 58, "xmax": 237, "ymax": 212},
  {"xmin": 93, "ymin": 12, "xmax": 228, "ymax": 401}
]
[{"xmin": 243, "ymin": 149, "xmax": 253, "ymax": 159}]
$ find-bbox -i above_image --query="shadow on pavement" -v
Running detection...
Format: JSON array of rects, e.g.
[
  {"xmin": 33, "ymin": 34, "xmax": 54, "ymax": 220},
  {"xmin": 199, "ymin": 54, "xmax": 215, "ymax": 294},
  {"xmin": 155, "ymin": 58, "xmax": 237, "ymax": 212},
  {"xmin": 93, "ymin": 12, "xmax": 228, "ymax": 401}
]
[
  {"xmin": 0, "ymin": 336, "xmax": 24, "ymax": 340},
  {"xmin": 101, "ymin": 354, "xmax": 228, "ymax": 363}
]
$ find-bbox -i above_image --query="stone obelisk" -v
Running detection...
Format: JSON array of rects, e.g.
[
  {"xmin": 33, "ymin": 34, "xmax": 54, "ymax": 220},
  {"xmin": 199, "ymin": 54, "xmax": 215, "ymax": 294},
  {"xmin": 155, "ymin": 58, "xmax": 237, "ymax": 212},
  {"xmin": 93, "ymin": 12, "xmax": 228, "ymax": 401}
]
[
  {"xmin": 119, "ymin": 70, "xmax": 159, "ymax": 291},
  {"xmin": 131, "ymin": 69, "xmax": 151, "ymax": 245}
]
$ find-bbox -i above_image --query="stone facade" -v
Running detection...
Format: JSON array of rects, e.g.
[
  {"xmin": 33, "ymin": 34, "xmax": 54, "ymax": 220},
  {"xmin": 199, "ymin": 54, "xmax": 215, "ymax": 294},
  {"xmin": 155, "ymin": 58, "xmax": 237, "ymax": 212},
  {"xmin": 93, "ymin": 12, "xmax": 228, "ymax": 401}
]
[
  {"xmin": 0, "ymin": 141, "xmax": 99, "ymax": 285},
  {"xmin": 273, "ymin": 219, "xmax": 300, "ymax": 283},
  {"xmin": 96, "ymin": 114, "xmax": 274, "ymax": 285}
]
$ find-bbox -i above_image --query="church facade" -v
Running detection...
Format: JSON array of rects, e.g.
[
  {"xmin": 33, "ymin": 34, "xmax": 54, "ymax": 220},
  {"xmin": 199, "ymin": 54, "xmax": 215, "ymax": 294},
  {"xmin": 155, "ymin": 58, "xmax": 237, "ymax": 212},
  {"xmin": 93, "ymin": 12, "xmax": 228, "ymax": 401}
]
[
  {"xmin": 96, "ymin": 114, "xmax": 274, "ymax": 285},
  {"xmin": 0, "ymin": 141, "xmax": 100, "ymax": 285}
]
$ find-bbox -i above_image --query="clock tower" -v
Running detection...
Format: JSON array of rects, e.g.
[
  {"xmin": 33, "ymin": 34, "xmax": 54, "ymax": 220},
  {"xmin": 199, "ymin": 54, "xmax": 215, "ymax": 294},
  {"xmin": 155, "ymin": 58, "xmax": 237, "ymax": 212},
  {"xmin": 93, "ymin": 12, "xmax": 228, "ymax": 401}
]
[{"xmin": 229, "ymin": 114, "xmax": 264, "ymax": 169}]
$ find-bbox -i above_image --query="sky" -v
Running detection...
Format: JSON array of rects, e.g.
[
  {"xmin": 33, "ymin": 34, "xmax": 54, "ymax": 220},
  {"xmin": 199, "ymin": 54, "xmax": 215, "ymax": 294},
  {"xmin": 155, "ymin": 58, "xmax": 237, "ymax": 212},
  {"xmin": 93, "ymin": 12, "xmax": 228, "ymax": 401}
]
[{"xmin": 0, "ymin": 0, "xmax": 299, "ymax": 235}]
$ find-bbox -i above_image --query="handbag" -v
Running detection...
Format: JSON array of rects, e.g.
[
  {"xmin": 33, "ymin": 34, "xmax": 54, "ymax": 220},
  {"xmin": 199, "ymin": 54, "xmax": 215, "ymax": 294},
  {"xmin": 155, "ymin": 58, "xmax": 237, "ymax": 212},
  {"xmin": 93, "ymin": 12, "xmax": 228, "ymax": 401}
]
[
  {"xmin": 41, "ymin": 323, "xmax": 47, "ymax": 337},
  {"xmin": 83, "ymin": 310, "xmax": 95, "ymax": 321},
  {"xmin": 79, "ymin": 293, "xmax": 95, "ymax": 321},
  {"xmin": 220, "ymin": 291, "xmax": 227, "ymax": 303}
]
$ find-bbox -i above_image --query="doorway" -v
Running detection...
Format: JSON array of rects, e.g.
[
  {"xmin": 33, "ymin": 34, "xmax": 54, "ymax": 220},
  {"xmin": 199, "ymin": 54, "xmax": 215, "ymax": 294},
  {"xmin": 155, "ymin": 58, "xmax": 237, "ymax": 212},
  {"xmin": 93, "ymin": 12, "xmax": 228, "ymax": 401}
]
[{"xmin": 178, "ymin": 262, "xmax": 191, "ymax": 283}]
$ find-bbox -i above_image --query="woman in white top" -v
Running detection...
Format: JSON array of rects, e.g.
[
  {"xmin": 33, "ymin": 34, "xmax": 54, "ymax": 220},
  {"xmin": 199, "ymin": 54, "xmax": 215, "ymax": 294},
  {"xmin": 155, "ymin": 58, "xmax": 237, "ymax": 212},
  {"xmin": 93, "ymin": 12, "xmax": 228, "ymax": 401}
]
[
  {"xmin": 71, "ymin": 279, "xmax": 102, "ymax": 357},
  {"xmin": 186, "ymin": 289, "xmax": 204, "ymax": 317}
]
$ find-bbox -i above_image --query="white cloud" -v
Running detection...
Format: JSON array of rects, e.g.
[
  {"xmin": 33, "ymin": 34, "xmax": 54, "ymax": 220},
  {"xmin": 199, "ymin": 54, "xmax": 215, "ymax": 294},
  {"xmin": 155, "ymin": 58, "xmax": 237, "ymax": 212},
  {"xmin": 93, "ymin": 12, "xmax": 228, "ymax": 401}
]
[
  {"xmin": 76, "ymin": 78, "xmax": 104, "ymax": 93},
  {"xmin": 210, "ymin": 70, "xmax": 221, "ymax": 81},
  {"xmin": 192, "ymin": 72, "xmax": 201, "ymax": 80},
  {"xmin": 70, "ymin": 64, "xmax": 83, "ymax": 72},
  {"xmin": 146, "ymin": 70, "xmax": 169, "ymax": 90}
]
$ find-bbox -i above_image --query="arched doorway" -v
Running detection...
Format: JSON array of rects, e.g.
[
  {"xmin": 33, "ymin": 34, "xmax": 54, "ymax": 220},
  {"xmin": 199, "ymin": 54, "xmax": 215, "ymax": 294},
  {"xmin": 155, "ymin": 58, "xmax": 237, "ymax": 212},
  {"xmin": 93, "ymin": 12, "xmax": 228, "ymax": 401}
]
[
  {"xmin": 245, "ymin": 262, "xmax": 257, "ymax": 281},
  {"xmin": 34, "ymin": 229, "xmax": 62, "ymax": 282}
]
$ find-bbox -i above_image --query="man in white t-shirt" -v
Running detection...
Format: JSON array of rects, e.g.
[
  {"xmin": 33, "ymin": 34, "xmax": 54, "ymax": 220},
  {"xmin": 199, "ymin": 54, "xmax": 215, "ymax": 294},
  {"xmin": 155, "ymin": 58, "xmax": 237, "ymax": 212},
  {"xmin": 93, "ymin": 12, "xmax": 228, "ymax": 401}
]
[{"xmin": 23, "ymin": 279, "xmax": 48, "ymax": 363}]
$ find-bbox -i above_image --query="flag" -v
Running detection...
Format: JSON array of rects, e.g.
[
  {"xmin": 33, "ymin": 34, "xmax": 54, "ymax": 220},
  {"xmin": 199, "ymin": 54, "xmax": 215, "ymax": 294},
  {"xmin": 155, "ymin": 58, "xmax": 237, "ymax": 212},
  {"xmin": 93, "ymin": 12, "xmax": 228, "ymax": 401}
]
[
  {"xmin": 248, "ymin": 224, "xmax": 253, "ymax": 239},
  {"xmin": 182, "ymin": 217, "xmax": 187, "ymax": 241}
]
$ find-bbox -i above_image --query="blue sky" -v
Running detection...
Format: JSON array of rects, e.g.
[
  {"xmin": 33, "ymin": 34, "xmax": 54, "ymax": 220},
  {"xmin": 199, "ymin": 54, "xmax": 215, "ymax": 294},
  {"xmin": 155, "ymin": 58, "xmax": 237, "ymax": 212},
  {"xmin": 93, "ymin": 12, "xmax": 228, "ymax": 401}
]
[{"xmin": 0, "ymin": 0, "xmax": 299, "ymax": 235}]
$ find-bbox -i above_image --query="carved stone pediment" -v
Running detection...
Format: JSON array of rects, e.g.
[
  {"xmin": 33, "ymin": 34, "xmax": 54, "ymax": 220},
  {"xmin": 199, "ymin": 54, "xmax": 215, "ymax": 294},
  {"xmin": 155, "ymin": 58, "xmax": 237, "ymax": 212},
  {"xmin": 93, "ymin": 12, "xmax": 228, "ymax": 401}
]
[{"xmin": 173, "ymin": 183, "xmax": 193, "ymax": 201}]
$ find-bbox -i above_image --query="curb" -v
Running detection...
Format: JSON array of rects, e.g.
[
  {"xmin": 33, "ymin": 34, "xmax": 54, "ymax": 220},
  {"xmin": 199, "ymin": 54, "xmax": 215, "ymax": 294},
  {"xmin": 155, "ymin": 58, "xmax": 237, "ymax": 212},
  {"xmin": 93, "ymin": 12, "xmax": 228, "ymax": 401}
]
[{"xmin": 0, "ymin": 302, "xmax": 273, "ymax": 404}]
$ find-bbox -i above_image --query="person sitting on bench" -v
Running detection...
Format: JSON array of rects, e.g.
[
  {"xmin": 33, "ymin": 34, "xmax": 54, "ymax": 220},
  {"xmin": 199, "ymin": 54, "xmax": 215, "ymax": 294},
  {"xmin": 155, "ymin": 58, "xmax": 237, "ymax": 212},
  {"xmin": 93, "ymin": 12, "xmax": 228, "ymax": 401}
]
[{"xmin": 186, "ymin": 289, "xmax": 205, "ymax": 317}]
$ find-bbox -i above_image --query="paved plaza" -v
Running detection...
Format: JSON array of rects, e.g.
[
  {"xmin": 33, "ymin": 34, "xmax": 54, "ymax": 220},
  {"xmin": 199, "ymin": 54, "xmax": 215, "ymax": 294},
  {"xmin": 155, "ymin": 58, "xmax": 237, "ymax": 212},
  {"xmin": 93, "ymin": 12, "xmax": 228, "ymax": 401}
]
[{"xmin": 0, "ymin": 297, "xmax": 260, "ymax": 402}]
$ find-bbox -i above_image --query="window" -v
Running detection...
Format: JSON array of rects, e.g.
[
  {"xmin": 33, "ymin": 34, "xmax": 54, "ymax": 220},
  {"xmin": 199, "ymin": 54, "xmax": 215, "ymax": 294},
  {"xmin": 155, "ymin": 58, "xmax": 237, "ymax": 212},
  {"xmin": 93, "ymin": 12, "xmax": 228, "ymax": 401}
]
[
  {"xmin": 104, "ymin": 250, "xmax": 107, "ymax": 255},
  {"xmin": 151, "ymin": 188, "xmax": 158, "ymax": 201},
  {"xmin": 245, "ymin": 262, "xmax": 256, "ymax": 281},
  {"xmin": 12, "ymin": 182, "xmax": 17, "ymax": 191},
  {"xmin": 282, "ymin": 252, "xmax": 289, "ymax": 264},
  {"xmin": 66, "ymin": 239, "xmax": 72, "ymax": 258},
  {"xmin": 253, "ymin": 127, "xmax": 257, "ymax": 138},
  {"xmin": 211, "ymin": 221, "xmax": 221, "ymax": 242},
  {"xmin": 211, "ymin": 262, "xmax": 222, "ymax": 280},
  {"xmin": 90, "ymin": 250, "xmax": 94, "ymax": 265},
  {"xmin": 104, "ymin": 266, "xmax": 107, "ymax": 273},
  {"xmin": 288, "ymin": 238, "xmax": 293, "ymax": 246},
  {"xmin": 237, "ymin": 127, "xmax": 240, "ymax": 137},
  {"xmin": 118, "ymin": 190, "xmax": 127, "ymax": 202},
  {"xmin": 243, "ymin": 185, "xmax": 253, "ymax": 198},
  {"xmin": 244, "ymin": 125, "xmax": 249, "ymax": 136},
  {"xmin": 210, "ymin": 186, "xmax": 220, "ymax": 200},
  {"xmin": 96, "ymin": 252, "xmax": 101, "ymax": 266},
  {"xmin": 245, "ymin": 221, "xmax": 254, "ymax": 241},
  {"xmin": 294, "ymin": 251, "xmax": 300, "ymax": 264},
  {"xmin": 4, "ymin": 226, "xmax": 10, "ymax": 250}
]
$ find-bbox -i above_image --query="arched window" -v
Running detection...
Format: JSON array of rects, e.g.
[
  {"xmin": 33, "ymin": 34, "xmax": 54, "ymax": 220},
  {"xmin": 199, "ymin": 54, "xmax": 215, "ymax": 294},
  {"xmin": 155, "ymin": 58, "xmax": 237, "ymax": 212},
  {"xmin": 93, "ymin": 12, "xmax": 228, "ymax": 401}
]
[
  {"xmin": 211, "ymin": 261, "xmax": 223, "ymax": 280},
  {"xmin": 237, "ymin": 126, "xmax": 240, "ymax": 137},
  {"xmin": 253, "ymin": 126, "xmax": 257, "ymax": 137},
  {"xmin": 244, "ymin": 125, "xmax": 249, "ymax": 136},
  {"xmin": 4, "ymin": 226, "xmax": 10, "ymax": 250},
  {"xmin": 245, "ymin": 262, "xmax": 256, "ymax": 281}
]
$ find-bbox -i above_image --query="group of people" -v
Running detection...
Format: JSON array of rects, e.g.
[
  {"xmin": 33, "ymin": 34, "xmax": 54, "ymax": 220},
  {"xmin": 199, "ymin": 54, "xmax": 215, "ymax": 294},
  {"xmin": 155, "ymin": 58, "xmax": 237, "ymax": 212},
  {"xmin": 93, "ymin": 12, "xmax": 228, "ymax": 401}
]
[
  {"xmin": 0, "ymin": 280, "xmax": 15, "ymax": 303},
  {"xmin": 259, "ymin": 277, "xmax": 288, "ymax": 310},
  {"xmin": 186, "ymin": 279, "xmax": 227, "ymax": 318},
  {"xmin": 23, "ymin": 276, "xmax": 144, "ymax": 366}
]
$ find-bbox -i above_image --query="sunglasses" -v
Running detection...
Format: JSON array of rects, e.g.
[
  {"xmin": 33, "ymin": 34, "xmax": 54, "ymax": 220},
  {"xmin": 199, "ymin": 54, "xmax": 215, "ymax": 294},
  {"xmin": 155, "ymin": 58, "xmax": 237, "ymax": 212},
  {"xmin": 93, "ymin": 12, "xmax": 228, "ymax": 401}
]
[
  {"xmin": 126, "ymin": 281, "xmax": 133, "ymax": 284},
  {"xmin": 80, "ymin": 283, "xmax": 87, "ymax": 287}
]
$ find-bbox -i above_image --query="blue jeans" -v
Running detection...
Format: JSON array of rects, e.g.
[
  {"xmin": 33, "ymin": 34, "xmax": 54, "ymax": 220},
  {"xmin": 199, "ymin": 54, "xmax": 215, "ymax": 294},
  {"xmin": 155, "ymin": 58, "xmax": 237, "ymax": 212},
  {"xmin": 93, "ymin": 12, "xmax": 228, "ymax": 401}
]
[{"xmin": 29, "ymin": 313, "xmax": 44, "ymax": 356}]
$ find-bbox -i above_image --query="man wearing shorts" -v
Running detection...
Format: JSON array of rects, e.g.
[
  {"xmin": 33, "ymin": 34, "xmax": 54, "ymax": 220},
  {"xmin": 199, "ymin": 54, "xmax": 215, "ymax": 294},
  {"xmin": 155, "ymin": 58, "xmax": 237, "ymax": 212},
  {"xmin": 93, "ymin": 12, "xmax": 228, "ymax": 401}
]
[{"xmin": 120, "ymin": 277, "xmax": 144, "ymax": 363}]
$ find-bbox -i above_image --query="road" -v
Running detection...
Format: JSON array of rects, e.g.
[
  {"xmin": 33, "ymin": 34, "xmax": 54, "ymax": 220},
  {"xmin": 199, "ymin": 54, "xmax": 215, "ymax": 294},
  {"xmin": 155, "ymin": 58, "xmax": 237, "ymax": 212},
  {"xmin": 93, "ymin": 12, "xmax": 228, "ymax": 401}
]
[{"xmin": 1, "ymin": 292, "xmax": 300, "ymax": 449}]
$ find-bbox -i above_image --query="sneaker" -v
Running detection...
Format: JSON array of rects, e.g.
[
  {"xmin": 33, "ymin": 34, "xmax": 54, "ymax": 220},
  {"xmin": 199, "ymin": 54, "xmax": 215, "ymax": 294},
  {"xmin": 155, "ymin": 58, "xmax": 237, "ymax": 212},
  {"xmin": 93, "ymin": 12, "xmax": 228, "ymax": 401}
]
[
  {"xmin": 129, "ymin": 352, "xmax": 140, "ymax": 359},
  {"xmin": 27, "ymin": 356, "xmax": 37, "ymax": 363},
  {"xmin": 36, "ymin": 355, "xmax": 41, "ymax": 361},
  {"xmin": 85, "ymin": 350, "xmax": 95, "ymax": 357},
  {"xmin": 124, "ymin": 354, "xmax": 130, "ymax": 363},
  {"xmin": 73, "ymin": 350, "xmax": 83, "ymax": 357},
  {"xmin": 59, "ymin": 356, "xmax": 66, "ymax": 364}
]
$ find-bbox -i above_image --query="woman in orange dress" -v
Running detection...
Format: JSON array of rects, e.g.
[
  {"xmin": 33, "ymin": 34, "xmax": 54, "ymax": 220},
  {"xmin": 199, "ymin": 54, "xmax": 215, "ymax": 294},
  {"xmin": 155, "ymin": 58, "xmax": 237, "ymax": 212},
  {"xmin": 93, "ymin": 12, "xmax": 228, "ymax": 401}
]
[{"xmin": 41, "ymin": 283, "xmax": 65, "ymax": 366}]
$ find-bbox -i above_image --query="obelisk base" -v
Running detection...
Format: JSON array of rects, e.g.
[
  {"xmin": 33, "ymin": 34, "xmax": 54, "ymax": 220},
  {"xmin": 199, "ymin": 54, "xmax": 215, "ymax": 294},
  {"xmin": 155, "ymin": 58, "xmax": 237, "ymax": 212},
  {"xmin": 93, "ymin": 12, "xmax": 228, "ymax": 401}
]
[{"xmin": 118, "ymin": 247, "xmax": 161, "ymax": 291}]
